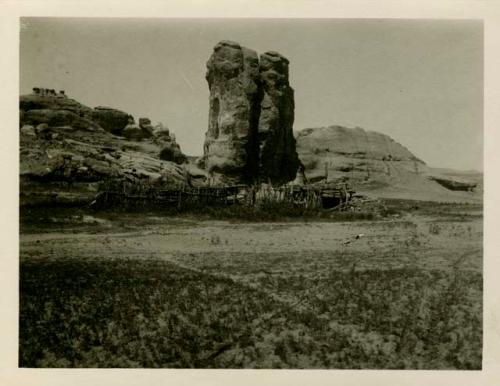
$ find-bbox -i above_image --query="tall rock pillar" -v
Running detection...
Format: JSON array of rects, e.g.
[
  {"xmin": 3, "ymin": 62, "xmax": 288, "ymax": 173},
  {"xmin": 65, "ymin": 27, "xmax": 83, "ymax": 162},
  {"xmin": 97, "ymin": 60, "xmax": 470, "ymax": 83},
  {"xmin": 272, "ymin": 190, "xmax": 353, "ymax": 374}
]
[
  {"xmin": 202, "ymin": 41, "xmax": 299, "ymax": 185},
  {"xmin": 202, "ymin": 41, "xmax": 261, "ymax": 184},
  {"xmin": 258, "ymin": 51, "xmax": 299, "ymax": 184}
]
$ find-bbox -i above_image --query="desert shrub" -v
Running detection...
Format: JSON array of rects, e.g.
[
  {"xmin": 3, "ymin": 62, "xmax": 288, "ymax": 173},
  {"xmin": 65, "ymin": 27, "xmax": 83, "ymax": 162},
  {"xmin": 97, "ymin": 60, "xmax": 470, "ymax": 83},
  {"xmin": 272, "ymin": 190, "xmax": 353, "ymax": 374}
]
[
  {"xmin": 20, "ymin": 258, "xmax": 482, "ymax": 369},
  {"xmin": 381, "ymin": 199, "xmax": 482, "ymax": 221},
  {"xmin": 328, "ymin": 210, "xmax": 375, "ymax": 222},
  {"xmin": 429, "ymin": 223, "xmax": 441, "ymax": 235}
]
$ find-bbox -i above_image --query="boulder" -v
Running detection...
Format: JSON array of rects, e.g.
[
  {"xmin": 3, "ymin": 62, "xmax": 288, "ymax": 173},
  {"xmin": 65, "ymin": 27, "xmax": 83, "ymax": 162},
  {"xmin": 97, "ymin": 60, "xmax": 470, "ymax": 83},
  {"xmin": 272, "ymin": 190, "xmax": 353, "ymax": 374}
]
[
  {"xmin": 122, "ymin": 123, "xmax": 146, "ymax": 141},
  {"xmin": 138, "ymin": 117, "xmax": 154, "ymax": 138},
  {"xmin": 91, "ymin": 106, "xmax": 132, "ymax": 134},
  {"xmin": 153, "ymin": 122, "xmax": 170, "ymax": 137}
]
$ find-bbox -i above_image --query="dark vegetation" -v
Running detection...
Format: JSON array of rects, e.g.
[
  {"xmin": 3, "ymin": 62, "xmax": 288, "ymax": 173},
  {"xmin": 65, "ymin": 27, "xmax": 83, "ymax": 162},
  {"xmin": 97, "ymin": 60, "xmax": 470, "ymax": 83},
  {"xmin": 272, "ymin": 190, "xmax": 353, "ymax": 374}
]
[
  {"xmin": 20, "ymin": 197, "xmax": 483, "ymax": 234},
  {"xmin": 19, "ymin": 197, "xmax": 482, "ymax": 368},
  {"xmin": 382, "ymin": 199, "xmax": 483, "ymax": 221},
  {"xmin": 19, "ymin": 258, "xmax": 482, "ymax": 368},
  {"xmin": 20, "ymin": 200, "xmax": 380, "ymax": 232}
]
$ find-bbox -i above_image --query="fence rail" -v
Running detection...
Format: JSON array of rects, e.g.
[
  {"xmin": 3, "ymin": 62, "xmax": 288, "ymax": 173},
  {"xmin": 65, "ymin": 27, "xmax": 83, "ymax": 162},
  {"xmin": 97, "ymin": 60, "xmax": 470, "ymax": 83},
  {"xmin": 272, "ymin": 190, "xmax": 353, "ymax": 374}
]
[{"xmin": 92, "ymin": 179, "xmax": 354, "ymax": 210}]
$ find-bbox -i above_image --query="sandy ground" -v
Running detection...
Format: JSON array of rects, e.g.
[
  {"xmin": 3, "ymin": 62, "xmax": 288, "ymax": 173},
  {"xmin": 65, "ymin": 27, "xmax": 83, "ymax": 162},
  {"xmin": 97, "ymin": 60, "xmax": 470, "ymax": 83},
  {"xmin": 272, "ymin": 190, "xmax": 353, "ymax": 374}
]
[{"xmin": 20, "ymin": 211, "xmax": 482, "ymax": 276}]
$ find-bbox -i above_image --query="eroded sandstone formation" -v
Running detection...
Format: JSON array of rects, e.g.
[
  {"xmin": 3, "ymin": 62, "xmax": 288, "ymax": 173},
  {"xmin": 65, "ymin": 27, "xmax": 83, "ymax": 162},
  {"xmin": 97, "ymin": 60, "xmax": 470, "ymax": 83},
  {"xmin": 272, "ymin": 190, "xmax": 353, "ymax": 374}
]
[
  {"xmin": 295, "ymin": 125, "xmax": 482, "ymax": 200},
  {"xmin": 92, "ymin": 106, "xmax": 132, "ymax": 134},
  {"xmin": 19, "ymin": 89, "xmax": 191, "ymax": 206},
  {"xmin": 202, "ymin": 41, "xmax": 299, "ymax": 185},
  {"xmin": 258, "ymin": 51, "xmax": 299, "ymax": 184},
  {"xmin": 202, "ymin": 41, "xmax": 261, "ymax": 184},
  {"xmin": 154, "ymin": 123, "xmax": 187, "ymax": 165},
  {"xmin": 138, "ymin": 118, "xmax": 154, "ymax": 137},
  {"xmin": 295, "ymin": 125, "xmax": 426, "ymax": 186}
]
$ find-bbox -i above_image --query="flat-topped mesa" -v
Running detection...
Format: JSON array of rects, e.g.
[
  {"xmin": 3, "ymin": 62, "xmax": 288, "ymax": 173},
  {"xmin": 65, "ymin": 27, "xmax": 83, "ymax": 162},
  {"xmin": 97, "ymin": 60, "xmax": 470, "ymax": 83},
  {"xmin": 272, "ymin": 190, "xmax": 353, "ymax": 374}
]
[
  {"xmin": 201, "ymin": 41, "xmax": 299, "ymax": 185},
  {"xmin": 202, "ymin": 40, "xmax": 261, "ymax": 184},
  {"xmin": 258, "ymin": 51, "xmax": 299, "ymax": 184}
]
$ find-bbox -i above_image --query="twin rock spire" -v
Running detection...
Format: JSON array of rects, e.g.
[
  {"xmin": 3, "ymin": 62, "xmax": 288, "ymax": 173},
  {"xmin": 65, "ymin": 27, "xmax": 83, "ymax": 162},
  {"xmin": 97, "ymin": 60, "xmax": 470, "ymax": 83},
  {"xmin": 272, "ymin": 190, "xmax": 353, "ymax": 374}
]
[{"xmin": 202, "ymin": 40, "xmax": 299, "ymax": 185}]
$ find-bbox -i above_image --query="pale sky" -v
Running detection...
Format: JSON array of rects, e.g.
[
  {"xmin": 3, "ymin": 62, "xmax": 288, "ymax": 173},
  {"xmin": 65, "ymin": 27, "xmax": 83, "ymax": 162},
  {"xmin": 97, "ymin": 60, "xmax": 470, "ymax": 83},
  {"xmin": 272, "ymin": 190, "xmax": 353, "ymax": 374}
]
[{"xmin": 20, "ymin": 18, "xmax": 483, "ymax": 171}]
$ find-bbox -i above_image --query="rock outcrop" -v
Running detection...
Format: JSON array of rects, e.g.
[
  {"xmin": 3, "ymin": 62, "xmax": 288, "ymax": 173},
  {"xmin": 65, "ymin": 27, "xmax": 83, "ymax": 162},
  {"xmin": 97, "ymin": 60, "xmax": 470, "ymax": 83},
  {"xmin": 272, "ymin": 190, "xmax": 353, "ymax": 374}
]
[
  {"xmin": 202, "ymin": 41, "xmax": 261, "ymax": 184},
  {"xmin": 23, "ymin": 108, "xmax": 101, "ymax": 131},
  {"xmin": 138, "ymin": 118, "xmax": 154, "ymax": 138},
  {"xmin": 297, "ymin": 126, "xmax": 423, "ymax": 164},
  {"xmin": 154, "ymin": 123, "xmax": 187, "ymax": 165},
  {"xmin": 295, "ymin": 125, "xmax": 482, "ymax": 202},
  {"xmin": 92, "ymin": 107, "xmax": 132, "ymax": 134},
  {"xmin": 121, "ymin": 117, "xmax": 158, "ymax": 141},
  {"xmin": 159, "ymin": 144, "xmax": 187, "ymax": 165},
  {"xmin": 201, "ymin": 41, "xmax": 298, "ymax": 185},
  {"xmin": 19, "ymin": 89, "xmax": 192, "ymax": 206},
  {"xmin": 428, "ymin": 176, "xmax": 477, "ymax": 191},
  {"xmin": 20, "ymin": 91, "xmax": 93, "ymax": 118},
  {"xmin": 296, "ymin": 125, "xmax": 426, "ymax": 186},
  {"xmin": 122, "ymin": 122, "xmax": 144, "ymax": 141},
  {"xmin": 258, "ymin": 51, "xmax": 299, "ymax": 184}
]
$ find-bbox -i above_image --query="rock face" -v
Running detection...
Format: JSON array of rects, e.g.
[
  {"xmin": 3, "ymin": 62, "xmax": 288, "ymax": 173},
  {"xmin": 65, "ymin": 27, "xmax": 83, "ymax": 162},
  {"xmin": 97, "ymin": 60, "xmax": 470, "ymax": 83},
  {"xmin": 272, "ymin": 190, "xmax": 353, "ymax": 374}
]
[
  {"xmin": 297, "ymin": 126, "xmax": 423, "ymax": 164},
  {"xmin": 19, "ymin": 90, "xmax": 192, "ymax": 206},
  {"xmin": 202, "ymin": 41, "xmax": 298, "ymax": 185},
  {"xmin": 258, "ymin": 51, "xmax": 299, "ymax": 184},
  {"xmin": 296, "ymin": 125, "xmax": 426, "ymax": 186},
  {"xmin": 202, "ymin": 41, "xmax": 261, "ymax": 184}
]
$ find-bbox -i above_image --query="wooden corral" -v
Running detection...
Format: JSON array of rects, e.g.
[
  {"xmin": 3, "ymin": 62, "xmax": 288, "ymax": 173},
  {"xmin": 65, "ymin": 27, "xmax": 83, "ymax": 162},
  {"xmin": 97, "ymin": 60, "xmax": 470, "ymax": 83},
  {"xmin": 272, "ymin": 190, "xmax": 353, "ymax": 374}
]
[
  {"xmin": 93, "ymin": 179, "xmax": 245, "ymax": 208},
  {"xmin": 92, "ymin": 178, "xmax": 354, "ymax": 210}
]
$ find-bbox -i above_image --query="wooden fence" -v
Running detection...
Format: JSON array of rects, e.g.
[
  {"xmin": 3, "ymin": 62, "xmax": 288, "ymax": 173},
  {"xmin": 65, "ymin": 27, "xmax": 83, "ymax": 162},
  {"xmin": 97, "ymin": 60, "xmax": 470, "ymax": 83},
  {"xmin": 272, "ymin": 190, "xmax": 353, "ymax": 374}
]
[{"xmin": 92, "ymin": 179, "xmax": 354, "ymax": 210}]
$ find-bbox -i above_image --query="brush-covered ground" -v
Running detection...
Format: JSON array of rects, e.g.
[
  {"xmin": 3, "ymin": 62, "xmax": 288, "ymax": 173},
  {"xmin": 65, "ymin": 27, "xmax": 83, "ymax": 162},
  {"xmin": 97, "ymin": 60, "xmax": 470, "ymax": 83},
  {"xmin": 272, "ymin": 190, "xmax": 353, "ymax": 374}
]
[{"xmin": 19, "ymin": 200, "xmax": 482, "ymax": 369}]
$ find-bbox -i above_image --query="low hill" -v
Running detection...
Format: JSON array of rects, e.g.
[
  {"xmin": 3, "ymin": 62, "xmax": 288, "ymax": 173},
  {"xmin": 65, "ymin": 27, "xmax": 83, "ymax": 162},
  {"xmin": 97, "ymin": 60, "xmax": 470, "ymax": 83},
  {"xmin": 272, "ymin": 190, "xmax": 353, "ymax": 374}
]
[{"xmin": 295, "ymin": 125, "xmax": 482, "ymax": 202}]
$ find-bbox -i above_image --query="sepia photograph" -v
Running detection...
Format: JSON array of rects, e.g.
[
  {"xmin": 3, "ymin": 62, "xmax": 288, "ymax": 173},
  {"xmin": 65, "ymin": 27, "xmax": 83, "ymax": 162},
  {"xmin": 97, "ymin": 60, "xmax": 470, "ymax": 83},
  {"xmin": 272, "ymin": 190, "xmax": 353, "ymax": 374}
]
[{"xmin": 17, "ymin": 16, "xmax": 483, "ymax": 370}]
